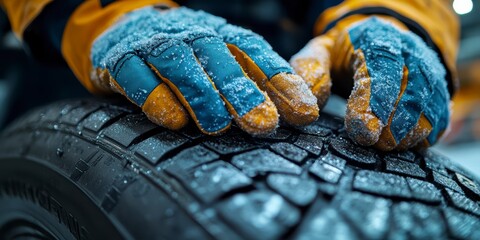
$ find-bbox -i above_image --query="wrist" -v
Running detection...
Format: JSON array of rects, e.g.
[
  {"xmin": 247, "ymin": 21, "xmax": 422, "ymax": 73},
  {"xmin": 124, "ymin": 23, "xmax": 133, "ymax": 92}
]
[
  {"xmin": 333, "ymin": 14, "xmax": 409, "ymax": 33},
  {"xmin": 62, "ymin": 0, "xmax": 178, "ymax": 94}
]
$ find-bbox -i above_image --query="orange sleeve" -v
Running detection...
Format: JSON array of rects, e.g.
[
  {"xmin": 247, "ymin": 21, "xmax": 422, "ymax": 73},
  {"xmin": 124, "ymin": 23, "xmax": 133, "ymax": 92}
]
[
  {"xmin": 314, "ymin": 0, "xmax": 460, "ymax": 96},
  {"xmin": 62, "ymin": 0, "xmax": 178, "ymax": 94},
  {"xmin": 0, "ymin": 0, "xmax": 53, "ymax": 39}
]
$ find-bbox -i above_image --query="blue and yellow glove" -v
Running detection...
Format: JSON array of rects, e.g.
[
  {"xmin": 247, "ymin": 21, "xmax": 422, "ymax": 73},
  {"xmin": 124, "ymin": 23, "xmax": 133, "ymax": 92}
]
[
  {"xmin": 89, "ymin": 6, "xmax": 318, "ymax": 135},
  {"xmin": 291, "ymin": 16, "xmax": 450, "ymax": 151}
]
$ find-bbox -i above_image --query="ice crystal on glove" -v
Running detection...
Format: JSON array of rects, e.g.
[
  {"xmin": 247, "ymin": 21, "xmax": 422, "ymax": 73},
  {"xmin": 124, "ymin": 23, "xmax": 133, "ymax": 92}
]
[{"xmin": 91, "ymin": 7, "xmax": 318, "ymax": 135}]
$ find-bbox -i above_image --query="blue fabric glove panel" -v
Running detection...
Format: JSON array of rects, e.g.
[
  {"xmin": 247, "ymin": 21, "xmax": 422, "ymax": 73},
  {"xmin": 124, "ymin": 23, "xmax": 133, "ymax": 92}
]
[
  {"xmin": 348, "ymin": 17, "xmax": 449, "ymax": 145},
  {"xmin": 91, "ymin": 7, "xmax": 294, "ymax": 133}
]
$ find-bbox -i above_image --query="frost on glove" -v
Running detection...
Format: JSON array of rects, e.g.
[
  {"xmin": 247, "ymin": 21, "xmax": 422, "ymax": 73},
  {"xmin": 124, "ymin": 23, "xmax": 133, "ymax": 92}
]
[
  {"xmin": 90, "ymin": 7, "xmax": 318, "ymax": 135},
  {"xmin": 291, "ymin": 16, "xmax": 450, "ymax": 151}
]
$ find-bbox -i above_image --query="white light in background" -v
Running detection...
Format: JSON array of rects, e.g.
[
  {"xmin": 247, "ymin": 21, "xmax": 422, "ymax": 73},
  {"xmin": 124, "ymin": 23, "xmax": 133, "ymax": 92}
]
[{"xmin": 453, "ymin": 0, "xmax": 473, "ymax": 15}]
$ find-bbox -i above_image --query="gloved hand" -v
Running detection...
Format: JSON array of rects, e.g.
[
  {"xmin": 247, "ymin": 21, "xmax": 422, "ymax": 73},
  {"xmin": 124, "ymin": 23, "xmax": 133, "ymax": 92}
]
[
  {"xmin": 90, "ymin": 6, "xmax": 318, "ymax": 135},
  {"xmin": 290, "ymin": 16, "xmax": 450, "ymax": 151}
]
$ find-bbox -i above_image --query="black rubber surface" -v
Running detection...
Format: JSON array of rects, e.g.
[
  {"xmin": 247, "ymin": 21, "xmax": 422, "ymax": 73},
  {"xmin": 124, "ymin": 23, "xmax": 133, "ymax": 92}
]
[{"xmin": 1, "ymin": 98, "xmax": 480, "ymax": 240}]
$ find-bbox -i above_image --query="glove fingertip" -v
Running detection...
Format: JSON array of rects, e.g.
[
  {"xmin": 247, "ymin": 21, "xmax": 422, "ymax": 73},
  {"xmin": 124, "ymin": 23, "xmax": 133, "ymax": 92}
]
[
  {"xmin": 142, "ymin": 84, "xmax": 189, "ymax": 130},
  {"xmin": 345, "ymin": 115, "xmax": 383, "ymax": 147},
  {"xmin": 345, "ymin": 73, "xmax": 384, "ymax": 147},
  {"xmin": 374, "ymin": 127, "xmax": 398, "ymax": 152},
  {"xmin": 267, "ymin": 73, "xmax": 319, "ymax": 126},
  {"xmin": 234, "ymin": 96, "xmax": 279, "ymax": 136},
  {"xmin": 394, "ymin": 114, "xmax": 433, "ymax": 151}
]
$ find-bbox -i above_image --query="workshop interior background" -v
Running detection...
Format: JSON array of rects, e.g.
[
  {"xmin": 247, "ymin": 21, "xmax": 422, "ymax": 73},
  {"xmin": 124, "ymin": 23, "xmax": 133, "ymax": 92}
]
[{"xmin": 0, "ymin": 0, "xmax": 479, "ymax": 174}]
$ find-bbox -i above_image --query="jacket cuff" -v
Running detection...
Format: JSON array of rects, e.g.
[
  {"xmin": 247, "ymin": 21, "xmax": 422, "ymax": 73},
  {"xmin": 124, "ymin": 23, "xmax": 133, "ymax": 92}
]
[
  {"xmin": 62, "ymin": 0, "xmax": 178, "ymax": 94},
  {"xmin": 0, "ymin": 0, "xmax": 53, "ymax": 39}
]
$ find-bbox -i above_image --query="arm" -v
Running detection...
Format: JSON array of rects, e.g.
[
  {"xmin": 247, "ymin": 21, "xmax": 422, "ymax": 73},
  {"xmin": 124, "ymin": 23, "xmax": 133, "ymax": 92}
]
[{"xmin": 1, "ymin": 0, "xmax": 319, "ymax": 135}]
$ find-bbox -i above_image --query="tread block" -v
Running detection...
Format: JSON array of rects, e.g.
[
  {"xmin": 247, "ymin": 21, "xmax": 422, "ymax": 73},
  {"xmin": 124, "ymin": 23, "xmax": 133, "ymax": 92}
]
[
  {"xmin": 292, "ymin": 205, "xmax": 356, "ymax": 240},
  {"xmin": 446, "ymin": 189, "xmax": 480, "ymax": 216},
  {"xmin": 432, "ymin": 172, "xmax": 464, "ymax": 194},
  {"xmin": 330, "ymin": 137, "xmax": 377, "ymax": 167},
  {"xmin": 316, "ymin": 114, "xmax": 343, "ymax": 131},
  {"xmin": 455, "ymin": 173, "xmax": 480, "ymax": 200},
  {"xmin": 231, "ymin": 149, "xmax": 302, "ymax": 177},
  {"xmin": 266, "ymin": 174, "xmax": 317, "ymax": 206},
  {"xmin": 203, "ymin": 135, "xmax": 257, "ymax": 155},
  {"xmin": 294, "ymin": 135, "xmax": 324, "ymax": 155},
  {"xmin": 40, "ymin": 102, "xmax": 79, "ymax": 122},
  {"xmin": 82, "ymin": 108, "xmax": 124, "ymax": 132},
  {"xmin": 59, "ymin": 104, "xmax": 99, "ymax": 125},
  {"xmin": 218, "ymin": 190, "xmax": 300, "ymax": 240},
  {"xmin": 386, "ymin": 151, "xmax": 416, "ymax": 163},
  {"xmin": 309, "ymin": 161, "xmax": 342, "ymax": 184},
  {"xmin": 161, "ymin": 145, "xmax": 219, "ymax": 171},
  {"xmin": 406, "ymin": 178, "xmax": 442, "ymax": 203},
  {"xmin": 255, "ymin": 128, "xmax": 291, "ymax": 141},
  {"xmin": 391, "ymin": 202, "xmax": 446, "ymax": 239},
  {"xmin": 444, "ymin": 208, "xmax": 480, "ymax": 239},
  {"xmin": 134, "ymin": 132, "xmax": 189, "ymax": 165},
  {"xmin": 110, "ymin": 178, "xmax": 212, "ymax": 239},
  {"xmin": 295, "ymin": 122, "xmax": 332, "ymax": 137},
  {"xmin": 102, "ymin": 115, "xmax": 157, "ymax": 147},
  {"xmin": 171, "ymin": 161, "xmax": 252, "ymax": 203},
  {"xmin": 339, "ymin": 192, "xmax": 391, "ymax": 239},
  {"xmin": 319, "ymin": 153, "xmax": 347, "ymax": 171},
  {"xmin": 425, "ymin": 160, "xmax": 449, "ymax": 176},
  {"xmin": 318, "ymin": 182, "xmax": 339, "ymax": 196},
  {"xmin": 424, "ymin": 151, "xmax": 451, "ymax": 176},
  {"xmin": 354, "ymin": 170, "xmax": 411, "ymax": 198},
  {"xmin": 384, "ymin": 157, "xmax": 426, "ymax": 178},
  {"xmin": 269, "ymin": 143, "xmax": 308, "ymax": 163},
  {"xmin": 448, "ymin": 167, "xmax": 479, "ymax": 184}
]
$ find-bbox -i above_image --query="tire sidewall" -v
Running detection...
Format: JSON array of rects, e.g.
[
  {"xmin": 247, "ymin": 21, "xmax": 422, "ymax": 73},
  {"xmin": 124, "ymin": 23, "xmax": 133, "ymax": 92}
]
[{"xmin": 0, "ymin": 157, "xmax": 125, "ymax": 240}]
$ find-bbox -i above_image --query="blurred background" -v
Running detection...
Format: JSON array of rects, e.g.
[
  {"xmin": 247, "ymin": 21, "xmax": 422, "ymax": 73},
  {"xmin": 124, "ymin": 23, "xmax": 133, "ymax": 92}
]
[
  {"xmin": 0, "ymin": 0, "xmax": 479, "ymax": 175},
  {"xmin": 432, "ymin": 0, "xmax": 480, "ymax": 177}
]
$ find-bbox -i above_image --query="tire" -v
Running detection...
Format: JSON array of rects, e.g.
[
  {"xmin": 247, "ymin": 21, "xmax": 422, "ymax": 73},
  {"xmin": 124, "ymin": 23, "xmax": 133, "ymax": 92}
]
[{"xmin": 0, "ymin": 98, "xmax": 479, "ymax": 240}]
